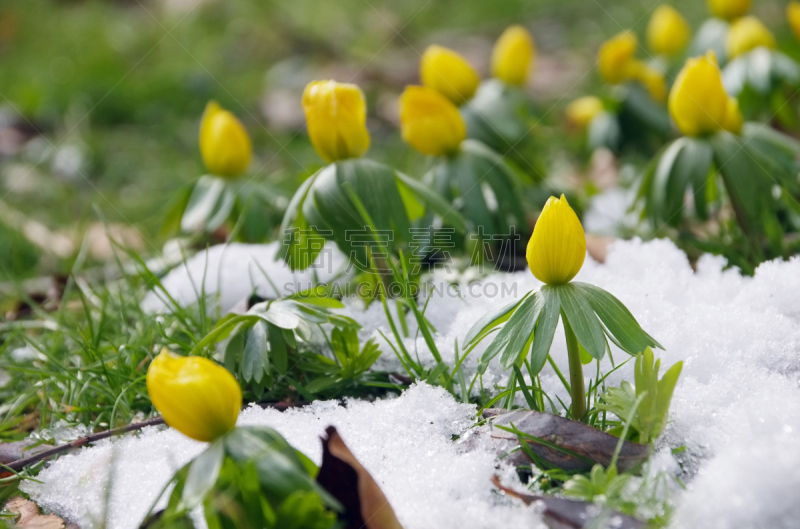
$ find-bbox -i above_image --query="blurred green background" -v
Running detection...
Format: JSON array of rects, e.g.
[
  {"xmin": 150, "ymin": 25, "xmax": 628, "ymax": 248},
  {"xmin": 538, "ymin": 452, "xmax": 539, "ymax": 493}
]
[{"xmin": 0, "ymin": 0, "xmax": 791, "ymax": 280}]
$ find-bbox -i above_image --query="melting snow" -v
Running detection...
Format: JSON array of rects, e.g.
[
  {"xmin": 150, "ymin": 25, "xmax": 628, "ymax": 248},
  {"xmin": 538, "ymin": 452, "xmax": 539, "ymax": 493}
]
[{"xmin": 24, "ymin": 238, "xmax": 800, "ymax": 529}]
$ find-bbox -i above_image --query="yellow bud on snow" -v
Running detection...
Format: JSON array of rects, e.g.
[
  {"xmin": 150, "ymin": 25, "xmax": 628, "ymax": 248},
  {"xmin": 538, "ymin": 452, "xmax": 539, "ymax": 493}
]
[
  {"xmin": 420, "ymin": 45, "xmax": 480, "ymax": 105},
  {"xmin": 147, "ymin": 349, "xmax": 242, "ymax": 443},
  {"xmin": 491, "ymin": 25, "xmax": 536, "ymax": 86},
  {"xmin": 707, "ymin": 0, "xmax": 751, "ymax": 21},
  {"xmin": 726, "ymin": 16, "xmax": 776, "ymax": 59},
  {"xmin": 598, "ymin": 31, "xmax": 639, "ymax": 84},
  {"xmin": 565, "ymin": 96, "xmax": 604, "ymax": 129},
  {"xmin": 669, "ymin": 52, "xmax": 736, "ymax": 137},
  {"xmin": 647, "ymin": 5, "xmax": 691, "ymax": 56},
  {"xmin": 526, "ymin": 195, "xmax": 586, "ymax": 286},
  {"xmin": 399, "ymin": 85, "xmax": 466, "ymax": 156},
  {"xmin": 199, "ymin": 101, "xmax": 252, "ymax": 178},
  {"xmin": 302, "ymin": 80, "xmax": 371, "ymax": 164},
  {"xmin": 789, "ymin": 2, "xmax": 800, "ymax": 43}
]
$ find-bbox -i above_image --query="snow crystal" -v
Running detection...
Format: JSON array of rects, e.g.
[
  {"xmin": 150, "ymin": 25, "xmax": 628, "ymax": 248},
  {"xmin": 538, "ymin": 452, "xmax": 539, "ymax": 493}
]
[
  {"xmin": 141, "ymin": 241, "xmax": 348, "ymax": 314},
  {"xmin": 23, "ymin": 384, "xmax": 541, "ymax": 529},
  {"xmin": 27, "ymin": 238, "xmax": 800, "ymax": 528}
]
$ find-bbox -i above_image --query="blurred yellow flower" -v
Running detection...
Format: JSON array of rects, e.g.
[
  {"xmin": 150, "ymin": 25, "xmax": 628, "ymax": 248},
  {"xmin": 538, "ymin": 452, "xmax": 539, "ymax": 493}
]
[
  {"xmin": 789, "ymin": 2, "xmax": 800, "ymax": 42},
  {"xmin": 420, "ymin": 45, "xmax": 480, "ymax": 105},
  {"xmin": 302, "ymin": 80, "xmax": 370, "ymax": 164},
  {"xmin": 526, "ymin": 195, "xmax": 586, "ymax": 285},
  {"xmin": 199, "ymin": 101, "xmax": 252, "ymax": 178},
  {"xmin": 723, "ymin": 97, "xmax": 743, "ymax": 134},
  {"xmin": 147, "ymin": 349, "xmax": 242, "ymax": 443},
  {"xmin": 491, "ymin": 25, "xmax": 536, "ymax": 86},
  {"xmin": 566, "ymin": 96, "xmax": 604, "ymax": 129},
  {"xmin": 647, "ymin": 5, "xmax": 691, "ymax": 56},
  {"xmin": 629, "ymin": 62, "xmax": 668, "ymax": 102},
  {"xmin": 598, "ymin": 31, "xmax": 639, "ymax": 84},
  {"xmin": 399, "ymin": 86, "xmax": 466, "ymax": 156},
  {"xmin": 669, "ymin": 52, "xmax": 733, "ymax": 136},
  {"xmin": 726, "ymin": 16, "xmax": 776, "ymax": 59},
  {"xmin": 707, "ymin": 0, "xmax": 751, "ymax": 21}
]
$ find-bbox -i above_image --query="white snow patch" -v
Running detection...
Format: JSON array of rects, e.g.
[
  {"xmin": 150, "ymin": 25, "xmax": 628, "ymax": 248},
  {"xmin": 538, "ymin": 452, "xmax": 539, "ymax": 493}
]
[
  {"xmin": 23, "ymin": 384, "xmax": 541, "ymax": 529},
  {"xmin": 141, "ymin": 242, "xmax": 347, "ymax": 314},
  {"xmin": 25, "ymin": 238, "xmax": 800, "ymax": 528}
]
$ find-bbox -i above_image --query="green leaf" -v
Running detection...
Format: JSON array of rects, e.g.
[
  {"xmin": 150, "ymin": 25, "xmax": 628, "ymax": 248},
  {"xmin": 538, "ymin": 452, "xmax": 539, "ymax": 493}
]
[
  {"xmin": 572, "ymin": 283, "xmax": 662, "ymax": 355},
  {"xmin": 478, "ymin": 293, "xmax": 535, "ymax": 372},
  {"xmin": 267, "ymin": 322, "xmax": 288, "ymax": 374},
  {"xmin": 181, "ymin": 175, "xmax": 235, "ymax": 233},
  {"xmin": 286, "ymin": 286, "xmax": 345, "ymax": 309},
  {"xmin": 499, "ymin": 293, "xmax": 543, "ymax": 369},
  {"xmin": 463, "ymin": 295, "xmax": 527, "ymax": 347},
  {"xmin": 556, "ymin": 284, "xmax": 606, "ymax": 360},
  {"xmin": 529, "ymin": 286, "xmax": 561, "ymax": 375},
  {"xmin": 224, "ymin": 331, "xmax": 244, "ymax": 375},
  {"xmin": 182, "ymin": 441, "xmax": 224, "ymax": 509},
  {"xmin": 394, "ymin": 170, "xmax": 466, "ymax": 232},
  {"xmin": 242, "ymin": 320, "xmax": 269, "ymax": 383}
]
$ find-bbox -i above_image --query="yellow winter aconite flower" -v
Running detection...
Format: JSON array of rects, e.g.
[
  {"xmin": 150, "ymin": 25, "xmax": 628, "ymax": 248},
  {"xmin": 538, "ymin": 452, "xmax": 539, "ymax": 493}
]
[
  {"xmin": 420, "ymin": 45, "xmax": 480, "ymax": 105},
  {"xmin": 598, "ymin": 31, "xmax": 639, "ymax": 84},
  {"xmin": 147, "ymin": 349, "xmax": 242, "ymax": 443},
  {"xmin": 723, "ymin": 97, "xmax": 743, "ymax": 134},
  {"xmin": 707, "ymin": 0, "xmax": 751, "ymax": 21},
  {"xmin": 302, "ymin": 80, "xmax": 370, "ymax": 164},
  {"xmin": 726, "ymin": 16, "xmax": 776, "ymax": 59},
  {"xmin": 566, "ymin": 96, "xmax": 604, "ymax": 129},
  {"xmin": 668, "ymin": 52, "xmax": 732, "ymax": 136},
  {"xmin": 647, "ymin": 5, "xmax": 691, "ymax": 56},
  {"xmin": 199, "ymin": 101, "xmax": 252, "ymax": 178},
  {"xmin": 526, "ymin": 195, "xmax": 586, "ymax": 285},
  {"xmin": 491, "ymin": 25, "xmax": 536, "ymax": 86},
  {"xmin": 629, "ymin": 62, "xmax": 668, "ymax": 102},
  {"xmin": 789, "ymin": 2, "xmax": 800, "ymax": 42},
  {"xmin": 399, "ymin": 86, "xmax": 466, "ymax": 156}
]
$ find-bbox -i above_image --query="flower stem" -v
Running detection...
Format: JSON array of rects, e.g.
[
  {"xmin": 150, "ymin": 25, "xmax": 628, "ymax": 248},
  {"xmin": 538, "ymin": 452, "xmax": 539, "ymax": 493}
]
[{"xmin": 563, "ymin": 316, "xmax": 586, "ymax": 421}]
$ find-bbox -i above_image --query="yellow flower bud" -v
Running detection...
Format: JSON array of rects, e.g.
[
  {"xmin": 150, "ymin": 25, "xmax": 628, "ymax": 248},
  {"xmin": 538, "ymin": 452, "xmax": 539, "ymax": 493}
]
[
  {"xmin": 420, "ymin": 45, "xmax": 480, "ymax": 105},
  {"xmin": 147, "ymin": 349, "xmax": 242, "ymax": 443},
  {"xmin": 199, "ymin": 101, "xmax": 252, "ymax": 178},
  {"xmin": 491, "ymin": 25, "xmax": 536, "ymax": 86},
  {"xmin": 565, "ymin": 96, "xmax": 604, "ymax": 129},
  {"xmin": 302, "ymin": 80, "xmax": 370, "ymax": 164},
  {"xmin": 723, "ymin": 97, "xmax": 743, "ymax": 134},
  {"xmin": 526, "ymin": 195, "xmax": 586, "ymax": 285},
  {"xmin": 668, "ymin": 52, "xmax": 730, "ymax": 136},
  {"xmin": 647, "ymin": 5, "xmax": 691, "ymax": 56},
  {"xmin": 598, "ymin": 31, "xmax": 639, "ymax": 84},
  {"xmin": 726, "ymin": 16, "xmax": 776, "ymax": 59},
  {"xmin": 629, "ymin": 61, "xmax": 668, "ymax": 102},
  {"xmin": 789, "ymin": 2, "xmax": 800, "ymax": 42},
  {"xmin": 399, "ymin": 85, "xmax": 466, "ymax": 156},
  {"xmin": 707, "ymin": 0, "xmax": 751, "ymax": 21}
]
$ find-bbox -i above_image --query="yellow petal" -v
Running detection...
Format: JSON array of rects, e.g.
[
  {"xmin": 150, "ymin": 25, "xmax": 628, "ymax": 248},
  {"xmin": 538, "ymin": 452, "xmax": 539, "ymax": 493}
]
[
  {"xmin": 707, "ymin": 0, "xmax": 752, "ymax": 21},
  {"xmin": 668, "ymin": 51, "xmax": 730, "ymax": 136},
  {"xmin": 199, "ymin": 101, "xmax": 252, "ymax": 178},
  {"xmin": 789, "ymin": 2, "xmax": 800, "ymax": 43},
  {"xmin": 726, "ymin": 16, "xmax": 776, "ymax": 59},
  {"xmin": 526, "ymin": 195, "xmax": 586, "ymax": 285},
  {"xmin": 399, "ymin": 85, "xmax": 466, "ymax": 156},
  {"xmin": 491, "ymin": 25, "xmax": 536, "ymax": 86},
  {"xmin": 420, "ymin": 45, "xmax": 480, "ymax": 105},
  {"xmin": 565, "ymin": 96, "xmax": 604, "ymax": 129},
  {"xmin": 302, "ymin": 80, "xmax": 370, "ymax": 164},
  {"xmin": 147, "ymin": 349, "xmax": 241, "ymax": 443},
  {"xmin": 627, "ymin": 61, "xmax": 667, "ymax": 102},
  {"xmin": 598, "ymin": 31, "xmax": 639, "ymax": 84},
  {"xmin": 647, "ymin": 5, "xmax": 691, "ymax": 56},
  {"xmin": 723, "ymin": 97, "xmax": 743, "ymax": 134}
]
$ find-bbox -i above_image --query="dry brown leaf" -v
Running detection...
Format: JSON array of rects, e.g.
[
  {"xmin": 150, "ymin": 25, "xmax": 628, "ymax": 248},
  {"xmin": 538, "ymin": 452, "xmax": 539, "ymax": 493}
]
[
  {"xmin": 316, "ymin": 426, "xmax": 403, "ymax": 529},
  {"xmin": 4, "ymin": 497, "xmax": 65, "ymax": 529}
]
